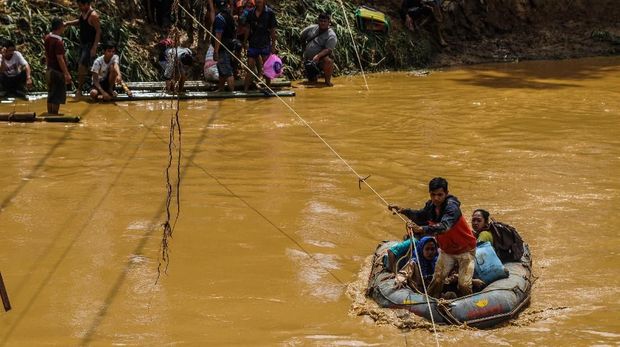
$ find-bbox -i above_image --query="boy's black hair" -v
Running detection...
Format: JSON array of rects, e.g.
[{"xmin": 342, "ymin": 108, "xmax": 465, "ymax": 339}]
[
  {"xmin": 473, "ymin": 209, "xmax": 490, "ymax": 223},
  {"xmin": 50, "ymin": 17, "xmax": 64, "ymax": 31},
  {"xmin": 4, "ymin": 40, "xmax": 15, "ymax": 49},
  {"xmin": 101, "ymin": 41, "xmax": 116, "ymax": 50},
  {"xmin": 428, "ymin": 177, "xmax": 448, "ymax": 192},
  {"xmin": 77, "ymin": 0, "xmax": 92, "ymax": 4},
  {"xmin": 318, "ymin": 12, "xmax": 331, "ymax": 21}
]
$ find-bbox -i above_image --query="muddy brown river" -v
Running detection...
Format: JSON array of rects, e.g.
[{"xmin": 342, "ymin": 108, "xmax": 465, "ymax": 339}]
[{"xmin": 1, "ymin": 57, "xmax": 619, "ymax": 345}]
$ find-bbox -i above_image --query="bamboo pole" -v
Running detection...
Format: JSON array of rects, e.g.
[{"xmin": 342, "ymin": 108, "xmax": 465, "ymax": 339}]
[{"xmin": 0, "ymin": 272, "xmax": 11, "ymax": 312}]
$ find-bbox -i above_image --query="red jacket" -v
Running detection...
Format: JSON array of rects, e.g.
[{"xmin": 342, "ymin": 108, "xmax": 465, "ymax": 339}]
[{"xmin": 401, "ymin": 195, "xmax": 476, "ymax": 255}]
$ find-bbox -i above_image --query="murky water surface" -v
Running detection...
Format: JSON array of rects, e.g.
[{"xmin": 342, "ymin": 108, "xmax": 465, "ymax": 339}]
[{"xmin": 1, "ymin": 57, "xmax": 619, "ymax": 346}]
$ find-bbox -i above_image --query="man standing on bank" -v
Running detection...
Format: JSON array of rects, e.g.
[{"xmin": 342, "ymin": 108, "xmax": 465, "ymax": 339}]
[
  {"xmin": 389, "ymin": 177, "xmax": 477, "ymax": 297},
  {"xmin": 65, "ymin": 0, "xmax": 101, "ymax": 97}
]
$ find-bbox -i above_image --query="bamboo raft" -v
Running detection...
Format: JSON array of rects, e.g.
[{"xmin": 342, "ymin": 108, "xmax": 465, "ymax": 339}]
[
  {"xmin": 122, "ymin": 78, "xmax": 291, "ymax": 91},
  {"xmin": 0, "ymin": 112, "xmax": 80, "ymax": 123},
  {"xmin": 1, "ymin": 81, "xmax": 295, "ymax": 102},
  {"xmin": 114, "ymin": 90, "xmax": 295, "ymax": 100}
]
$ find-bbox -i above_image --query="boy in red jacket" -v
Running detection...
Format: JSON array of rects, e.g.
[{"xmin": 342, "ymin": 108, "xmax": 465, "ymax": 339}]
[{"xmin": 389, "ymin": 177, "xmax": 476, "ymax": 297}]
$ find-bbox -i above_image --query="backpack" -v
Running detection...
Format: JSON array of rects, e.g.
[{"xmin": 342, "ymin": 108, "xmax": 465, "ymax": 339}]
[{"xmin": 489, "ymin": 219, "xmax": 524, "ymax": 263}]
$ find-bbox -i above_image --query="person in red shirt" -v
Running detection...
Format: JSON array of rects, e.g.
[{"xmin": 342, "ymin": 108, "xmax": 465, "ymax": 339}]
[
  {"xmin": 389, "ymin": 177, "xmax": 477, "ymax": 297},
  {"xmin": 44, "ymin": 18, "xmax": 72, "ymax": 115}
]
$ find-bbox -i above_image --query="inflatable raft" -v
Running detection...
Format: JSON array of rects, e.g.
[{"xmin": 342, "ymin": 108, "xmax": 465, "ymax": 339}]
[{"xmin": 366, "ymin": 241, "xmax": 532, "ymax": 328}]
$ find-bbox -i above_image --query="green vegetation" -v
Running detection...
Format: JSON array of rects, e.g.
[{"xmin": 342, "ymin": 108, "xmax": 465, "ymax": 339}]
[{"xmin": 0, "ymin": 0, "xmax": 438, "ymax": 91}]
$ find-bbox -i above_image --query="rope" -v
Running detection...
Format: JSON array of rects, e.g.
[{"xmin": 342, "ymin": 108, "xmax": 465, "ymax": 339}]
[
  {"xmin": 177, "ymin": 5, "xmax": 439, "ymax": 344},
  {"xmin": 335, "ymin": 0, "xmax": 369, "ymax": 91},
  {"xmin": 157, "ymin": 1, "xmax": 184, "ymax": 281}
]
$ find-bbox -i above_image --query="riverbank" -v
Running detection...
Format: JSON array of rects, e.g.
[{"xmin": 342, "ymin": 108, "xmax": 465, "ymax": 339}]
[{"xmin": 1, "ymin": 0, "xmax": 618, "ymax": 91}]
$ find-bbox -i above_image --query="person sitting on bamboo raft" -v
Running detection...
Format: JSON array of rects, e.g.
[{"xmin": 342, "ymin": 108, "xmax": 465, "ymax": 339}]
[
  {"xmin": 164, "ymin": 45, "xmax": 194, "ymax": 92},
  {"xmin": 400, "ymin": 0, "xmax": 447, "ymax": 47},
  {"xmin": 300, "ymin": 12, "xmax": 337, "ymax": 87},
  {"xmin": 0, "ymin": 40, "xmax": 33, "ymax": 98},
  {"xmin": 389, "ymin": 177, "xmax": 477, "ymax": 298},
  {"xmin": 394, "ymin": 236, "xmax": 438, "ymax": 292},
  {"xmin": 89, "ymin": 42, "xmax": 125, "ymax": 101}
]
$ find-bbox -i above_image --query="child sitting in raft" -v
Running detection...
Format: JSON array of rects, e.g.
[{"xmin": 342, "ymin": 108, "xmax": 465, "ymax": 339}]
[{"xmin": 393, "ymin": 236, "xmax": 438, "ymax": 292}]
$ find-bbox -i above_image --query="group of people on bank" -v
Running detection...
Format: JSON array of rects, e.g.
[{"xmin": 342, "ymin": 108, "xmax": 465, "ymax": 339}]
[
  {"xmin": 1, "ymin": 0, "xmax": 453, "ymax": 111},
  {"xmin": 0, "ymin": 0, "xmax": 339, "ymax": 113},
  {"xmin": 385, "ymin": 177, "xmax": 523, "ymax": 298},
  {"xmin": 0, "ymin": 0, "xmax": 128, "ymax": 114},
  {"xmin": 181, "ymin": 0, "xmax": 337, "ymax": 92}
]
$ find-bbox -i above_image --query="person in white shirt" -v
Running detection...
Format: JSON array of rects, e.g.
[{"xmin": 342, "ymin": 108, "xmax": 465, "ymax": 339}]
[
  {"xmin": 89, "ymin": 41, "xmax": 124, "ymax": 101},
  {"xmin": 0, "ymin": 40, "xmax": 32, "ymax": 97},
  {"xmin": 164, "ymin": 46, "xmax": 193, "ymax": 92}
]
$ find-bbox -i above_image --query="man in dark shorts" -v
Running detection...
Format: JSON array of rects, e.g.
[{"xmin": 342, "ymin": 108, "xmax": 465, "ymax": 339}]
[
  {"xmin": 90, "ymin": 41, "xmax": 125, "ymax": 101},
  {"xmin": 242, "ymin": 0, "xmax": 277, "ymax": 91},
  {"xmin": 213, "ymin": 0, "xmax": 237, "ymax": 92},
  {"xmin": 300, "ymin": 13, "xmax": 338, "ymax": 86},
  {"xmin": 44, "ymin": 18, "xmax": 72, "ymax": 115},
  {"xmin": 65, "ymin": 0, "xmax": 101, "ymax": 97}
]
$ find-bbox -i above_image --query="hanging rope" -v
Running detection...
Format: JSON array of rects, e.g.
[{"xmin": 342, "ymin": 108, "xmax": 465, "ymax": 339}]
[
  {"xmin": 176, "ymin": 5, "xmax": 439, "ymax": 344},
  {"xmin": 157, "ymin": 0, "xmax": 184, "ymax": 281},
  {"xmin": 335, "ymin": 0, "xmax": 369, "ymax": 91}
]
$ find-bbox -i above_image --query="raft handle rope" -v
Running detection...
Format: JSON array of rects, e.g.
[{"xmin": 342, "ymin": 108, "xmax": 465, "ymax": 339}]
[{"xmin": 177, "ymin": 5, "xmax": 439, "ymax": 345}]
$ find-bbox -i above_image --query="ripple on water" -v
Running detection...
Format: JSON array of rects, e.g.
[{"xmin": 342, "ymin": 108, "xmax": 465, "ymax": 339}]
[{"xmin": 286, "ymin": 248, "xmax": 343, "ymax": 302}]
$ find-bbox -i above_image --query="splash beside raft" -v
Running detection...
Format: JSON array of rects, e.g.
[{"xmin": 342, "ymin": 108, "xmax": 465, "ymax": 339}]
[{"xmin": 366, "ymin": 241, "xmax": 532, "ymax": 328}]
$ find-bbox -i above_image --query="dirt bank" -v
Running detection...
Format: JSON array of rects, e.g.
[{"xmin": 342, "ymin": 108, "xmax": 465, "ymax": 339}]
[{"xmin": 362, "ymin": 0, "xmax": 620, "ymax": 66}]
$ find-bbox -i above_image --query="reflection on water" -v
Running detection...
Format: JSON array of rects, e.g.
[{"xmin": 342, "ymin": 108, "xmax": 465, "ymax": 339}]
[{"xmin": 0, "ymin": 57, "xmax": 619, "ymax": 345}]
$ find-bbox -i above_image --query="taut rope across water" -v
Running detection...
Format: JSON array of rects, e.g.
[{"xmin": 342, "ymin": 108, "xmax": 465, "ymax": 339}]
[{"xmin": 175, "ymin": 4, "xmax": 439, "ymax": 344}]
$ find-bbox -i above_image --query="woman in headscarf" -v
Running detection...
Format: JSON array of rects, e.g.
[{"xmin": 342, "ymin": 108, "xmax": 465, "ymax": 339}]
[{"xmin": 394, "ymin": 236, "xmax": 438, "ymax": 292}]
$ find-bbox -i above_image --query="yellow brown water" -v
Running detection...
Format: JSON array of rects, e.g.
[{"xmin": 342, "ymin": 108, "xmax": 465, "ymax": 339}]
[{"xmin": 1, "ymin": 57, "xmax": 619, "ymax": 345}]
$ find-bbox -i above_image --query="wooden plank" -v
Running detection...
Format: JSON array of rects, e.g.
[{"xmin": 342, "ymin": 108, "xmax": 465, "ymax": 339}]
[
  {"xmin": 36, "ymin": 113, "xmax": 81, "ymax": 123},
  {"xmin": 0, "ymin": 112, "xmax": 36, "ymax": 122}
]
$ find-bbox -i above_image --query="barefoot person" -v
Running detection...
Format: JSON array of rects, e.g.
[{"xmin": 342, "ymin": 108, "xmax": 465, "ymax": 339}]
[
  {"xmin": 389, "ymin": 177, "xmax": 477, "ymax": 297},
  {"xmin": 90, "ymin": 42, "xmax": 125, "ymax": 101},
  {"xmin": 213, "ymin": 0, "xmax": 236, "ymax": 92},
  {"xmin": 0, "ymin": 40, "xmax": 33, "ymax": 98},
  {"xmin": 300, "ymin": 12, "xmax": 337, "ymax": 86},
  {"xmin": 65, "ymin": 0, "xmax": 101, "ymax": 97},
  {"xmin": 242, "ymin": 0, "xmax": 277, "ymax": 91},
  {"xmin": 44, "ymin": 18, "xmax": 71, "ymax": 115}
]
